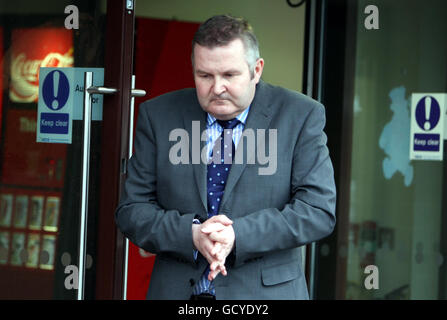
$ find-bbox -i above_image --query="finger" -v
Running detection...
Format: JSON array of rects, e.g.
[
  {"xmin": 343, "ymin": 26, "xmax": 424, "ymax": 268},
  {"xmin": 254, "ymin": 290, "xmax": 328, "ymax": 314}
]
[
  {"xmin": 208, "ymin": 269, "xmax": 219, "ymax": 281},
  {"xmin": 201, "ymin": 223, "xmax": 227, "ymax": 234},
  {"xmin": 217, "ymin": 214, "xmax": 233, "ymax": 225},
  {"xmin": 208, "ymin": 264, "xmax": 226, "ymax": 281},
  {"xmin": 218, "ymin": 250, "xmax": 228, "ymax": 262},
  {"xmin": 208, "ymin": 230, "xmax": 230, "ymax": 243},
  {"xmin": 200, "ymin": 250, "xmax": 215, "ymax": 266},
  {"xmin": 210, "ymin": 260, "xmax": 221, "ymax": 272},
  {"xmin": 196, "ymin": 237, "xmax": 219, "ymax": 264},
  {"xmin": 221, "ymin": 266, "xmax": 227, "ymax": 276},
  {"xmin": 206, "ymin": 243, "xmax": 222, "ymax": 263},
  {"xmin": 210, "ymin": 257, "xmax": 226, "ymax": 273},
  {"xmin": 208, "ymin": 262, "xmax": 220, "ymax": 280},
  {"xmin": 207, "ymin": 214, "xmax": 233, "ymax": 226},
  {"xmin": 211, "ymin": 242, "xmax": 222, "ymax": 256},
  {"xmin": 217, "ymin": 264, "xmax": 227, "ymax": 277}
]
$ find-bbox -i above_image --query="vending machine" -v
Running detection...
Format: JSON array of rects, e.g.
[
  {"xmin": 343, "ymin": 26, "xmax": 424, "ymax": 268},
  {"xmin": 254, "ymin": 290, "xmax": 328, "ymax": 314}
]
[{"xmin": 0, "ymin": 26, "xmax": 73, "ymax": 298}]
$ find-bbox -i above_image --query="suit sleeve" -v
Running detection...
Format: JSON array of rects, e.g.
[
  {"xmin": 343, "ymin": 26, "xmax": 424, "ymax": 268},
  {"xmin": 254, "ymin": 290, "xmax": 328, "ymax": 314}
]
[
  {"xmin": 115, "ymin": 103, "xmax": 196, "ymax": 264},
  {"xmin": 232, "ymin": 103, "xmax": 336, "ymax": 267}
]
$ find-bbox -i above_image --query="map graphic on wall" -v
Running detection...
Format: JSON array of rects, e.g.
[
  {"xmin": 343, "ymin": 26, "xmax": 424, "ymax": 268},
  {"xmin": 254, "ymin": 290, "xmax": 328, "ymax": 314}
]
[{"xmin": 379, "ymin": 86, "xmax": 414, "ymax": 187}]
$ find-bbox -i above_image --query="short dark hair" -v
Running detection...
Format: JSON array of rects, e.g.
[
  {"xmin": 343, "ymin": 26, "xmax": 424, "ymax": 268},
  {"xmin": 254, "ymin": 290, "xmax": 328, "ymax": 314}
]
[{"xmin": 191, "ymin": 14, "xmax": 260, "ymax": 76}]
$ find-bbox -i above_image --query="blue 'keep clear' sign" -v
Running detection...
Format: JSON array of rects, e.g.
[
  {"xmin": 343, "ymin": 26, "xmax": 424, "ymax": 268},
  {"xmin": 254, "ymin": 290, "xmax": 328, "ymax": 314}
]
[
  {"xmin": 410, "ymin": 93, "xmax": 446, "ymax": 161},
  {"xmin": 40, "ymin": 70, "xmax": 70, "ymax": 134},
  {"xmin": 37, "ymin": 67, "xmax": 104, "ymax": 144},
  {"xmin": 37, "ymin": 68, "xmax": 73, "ymax": 143}
]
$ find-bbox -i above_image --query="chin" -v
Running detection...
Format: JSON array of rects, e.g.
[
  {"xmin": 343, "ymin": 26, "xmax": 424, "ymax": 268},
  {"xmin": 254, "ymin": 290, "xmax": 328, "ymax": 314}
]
[
  {"xmin": 209, "ymin": 112, "xmax": 234, "ymax": 120},
  {"xmin": 206, "ymin": 103, "xmax": 237, "ymax": 118}
]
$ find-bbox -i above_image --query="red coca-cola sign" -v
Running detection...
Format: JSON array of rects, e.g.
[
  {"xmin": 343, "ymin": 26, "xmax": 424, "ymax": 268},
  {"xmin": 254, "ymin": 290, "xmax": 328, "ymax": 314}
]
[{"xmin": 9, "ymin": 28, "xmax": 73, "ymax": 103}]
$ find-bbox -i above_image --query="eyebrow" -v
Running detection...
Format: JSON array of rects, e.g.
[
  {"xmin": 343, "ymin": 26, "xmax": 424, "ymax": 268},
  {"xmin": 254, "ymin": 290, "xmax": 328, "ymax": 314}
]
[
  {"xmin": 194, "ymin": 69, "xmax": 209, "ymax": 74},
  {"xmin": 194, "ymin": 69, "xmax": 241, "ymax": 74},
  {"xmin": 223, "ymin": 69, "xmax": 241, "ymax": 74}
]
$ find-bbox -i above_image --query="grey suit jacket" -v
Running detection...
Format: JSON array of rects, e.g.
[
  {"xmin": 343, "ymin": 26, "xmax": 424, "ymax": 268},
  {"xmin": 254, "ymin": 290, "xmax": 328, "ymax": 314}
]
[{"xmin": 115, "ymin": 80, "xmax": 336, "ymax": 300}]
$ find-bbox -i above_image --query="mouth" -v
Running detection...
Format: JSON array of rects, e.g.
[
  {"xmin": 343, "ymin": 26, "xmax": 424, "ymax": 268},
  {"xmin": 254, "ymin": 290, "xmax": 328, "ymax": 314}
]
[{"xmin": 211, "ymin": 98, "xmax": 230, "ymax": 104}]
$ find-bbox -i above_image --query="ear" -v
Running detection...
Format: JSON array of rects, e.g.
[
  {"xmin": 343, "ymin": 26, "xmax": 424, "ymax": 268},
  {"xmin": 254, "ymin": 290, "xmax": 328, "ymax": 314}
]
[{"xmin": 253, "ymin": 58, "xmax": 264, "ymax": 83}]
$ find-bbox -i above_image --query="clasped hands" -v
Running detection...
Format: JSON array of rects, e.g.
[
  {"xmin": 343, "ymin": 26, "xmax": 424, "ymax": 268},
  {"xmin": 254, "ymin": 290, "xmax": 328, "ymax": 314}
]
[{"xmin": 192, "ymin": 214, "xmax": 235, "ymax": 281}]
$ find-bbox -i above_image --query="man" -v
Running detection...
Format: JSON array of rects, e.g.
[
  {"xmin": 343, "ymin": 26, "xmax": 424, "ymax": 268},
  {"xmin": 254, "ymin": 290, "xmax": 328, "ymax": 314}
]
[{"xmin": 115, "ymin": 14, "xmax": 336, "ymax": 300}]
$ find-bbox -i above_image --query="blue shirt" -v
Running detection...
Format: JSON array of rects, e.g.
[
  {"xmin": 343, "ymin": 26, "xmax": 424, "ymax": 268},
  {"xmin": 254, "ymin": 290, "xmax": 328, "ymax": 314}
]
[{"xmin": 204, "ymin": 106, "xmax": 251, "ymax": 160}]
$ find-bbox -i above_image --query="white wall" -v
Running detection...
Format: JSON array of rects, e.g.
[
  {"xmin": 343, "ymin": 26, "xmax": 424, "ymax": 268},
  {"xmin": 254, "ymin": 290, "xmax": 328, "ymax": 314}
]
[{"xmin": 134, "ymin": 0, "xmax": 306, "ymax": 92}]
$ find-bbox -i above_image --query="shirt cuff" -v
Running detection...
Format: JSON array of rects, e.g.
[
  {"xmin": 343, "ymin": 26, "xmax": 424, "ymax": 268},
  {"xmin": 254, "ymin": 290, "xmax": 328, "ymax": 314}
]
[{"xmin": 193, "ymin": 218, "xmax": 201, "ymax": 260}]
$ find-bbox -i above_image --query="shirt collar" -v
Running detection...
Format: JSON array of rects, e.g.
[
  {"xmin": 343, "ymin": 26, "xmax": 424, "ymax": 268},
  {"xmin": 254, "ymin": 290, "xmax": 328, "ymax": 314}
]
[{"xmin": 206, "ymin": 105, "xmax": 251, "ymax": 128}]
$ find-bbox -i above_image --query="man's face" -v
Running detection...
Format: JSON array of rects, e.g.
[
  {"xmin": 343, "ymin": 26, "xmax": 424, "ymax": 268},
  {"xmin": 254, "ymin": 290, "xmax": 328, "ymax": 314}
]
[{"xmin": 193, "ymin": 38, "xmax": 264, "ymax": 120}]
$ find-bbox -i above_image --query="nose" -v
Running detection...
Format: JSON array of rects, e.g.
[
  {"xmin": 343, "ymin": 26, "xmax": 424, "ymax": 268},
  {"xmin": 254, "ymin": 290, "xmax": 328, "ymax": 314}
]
[{"xmin": 212, "ymin": 77, "xmax": 226, "ymax": 95}]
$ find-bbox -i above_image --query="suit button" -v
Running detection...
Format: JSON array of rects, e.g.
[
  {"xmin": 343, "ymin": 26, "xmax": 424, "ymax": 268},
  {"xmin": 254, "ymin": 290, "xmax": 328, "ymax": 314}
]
[{"xmin": 189, "ymin": 279, "xmax": 195, "ymax": 287}]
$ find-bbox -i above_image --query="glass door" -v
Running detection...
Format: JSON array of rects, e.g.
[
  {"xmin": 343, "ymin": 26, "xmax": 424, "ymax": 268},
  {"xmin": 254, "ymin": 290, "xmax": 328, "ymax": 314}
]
[
  {"xmin": 0, "ymin": 0, "xmax": 137, "ymax": 299},
  {"xmin": 315, "ymin": 0, "xmax": 447, "ymax": 300},
  {"xmin": 339, "ymin": 0, "xmax": 447, "ymax": 300}
]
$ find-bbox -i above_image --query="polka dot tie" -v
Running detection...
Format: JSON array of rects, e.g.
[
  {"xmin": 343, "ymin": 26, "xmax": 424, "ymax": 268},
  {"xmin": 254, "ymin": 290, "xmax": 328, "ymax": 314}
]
[
  {"xmin": 194, "ymin": 118, "xmax": 240, "ymax": 295},
  {"xmin": 207, "ymin": 119, "xmax": 240, "ymax": 216}
]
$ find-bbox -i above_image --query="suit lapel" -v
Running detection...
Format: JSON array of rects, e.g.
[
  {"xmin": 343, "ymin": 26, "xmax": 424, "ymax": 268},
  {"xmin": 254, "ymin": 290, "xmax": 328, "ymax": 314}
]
[
  {"xmin": 221, "ymin": 81, "xmax": 274, "ymax": 210},
  {"xmin": 182, "ymin": 99, "xmax": 208, "ymax": 216}
]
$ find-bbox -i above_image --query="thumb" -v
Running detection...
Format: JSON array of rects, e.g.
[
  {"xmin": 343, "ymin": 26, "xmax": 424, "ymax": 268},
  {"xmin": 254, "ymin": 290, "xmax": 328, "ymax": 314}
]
[{"xmin": 212, "ymin": 214, "xmax": 233, "ymax": 225}]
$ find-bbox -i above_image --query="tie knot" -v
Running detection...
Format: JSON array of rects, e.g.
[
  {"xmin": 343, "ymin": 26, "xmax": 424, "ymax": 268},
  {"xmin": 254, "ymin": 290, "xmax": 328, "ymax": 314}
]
[{"xmin": 217, "ymin": 118, "xmax": 240, "ymax": 130}]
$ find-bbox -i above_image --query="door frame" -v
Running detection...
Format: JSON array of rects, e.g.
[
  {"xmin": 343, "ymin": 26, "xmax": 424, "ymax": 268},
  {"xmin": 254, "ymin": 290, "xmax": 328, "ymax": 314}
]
[
  {"xmin": 302, "ymin": 0, "xmax": 358, "ymax": 299},
  {"xmin": 94, "ymin": 0, "xmax": 136, "ymax": 299}
]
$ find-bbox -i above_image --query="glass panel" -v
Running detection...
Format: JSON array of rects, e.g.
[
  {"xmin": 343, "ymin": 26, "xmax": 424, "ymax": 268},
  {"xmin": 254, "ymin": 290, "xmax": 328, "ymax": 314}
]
[
  {"xmin": 0, "ymin": 0, "xmax": 106, "ymax": 299},
  {"xmin": 343, "ymin": 0, "xmax": 447, "ymax": 299}
]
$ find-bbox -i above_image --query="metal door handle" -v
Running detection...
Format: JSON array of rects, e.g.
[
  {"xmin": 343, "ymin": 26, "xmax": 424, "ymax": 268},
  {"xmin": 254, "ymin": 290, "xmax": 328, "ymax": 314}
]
[
  {"xmin": 86, "ymin": 86, "xmax": 145, "ymax": 97},
  {"xmin": 123, "ymin": 75, "xmax": 146, "ymax": 300},
  {"xmin": 79, "ymin": 73, "xmax": 146, "ymax": 300},
  {"xmin": 87, "ymin": 86, "xmax": 118, "ymax": 95},
  {"xmin": 131, "ymin": 88, "xmax": 146, "ymax": 97}
]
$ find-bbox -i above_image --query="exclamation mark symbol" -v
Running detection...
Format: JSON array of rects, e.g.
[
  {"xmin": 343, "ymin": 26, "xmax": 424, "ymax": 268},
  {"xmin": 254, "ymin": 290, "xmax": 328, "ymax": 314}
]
[
  {"xmin": 424, "ymin": 96, "xmax": 431, "ymax": 130},
  {"xmin": 52, "ymin": 71, "xmax": 60, "ymax": 109}
]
